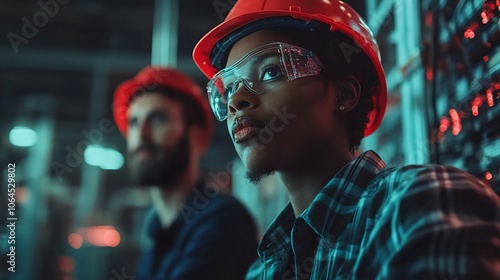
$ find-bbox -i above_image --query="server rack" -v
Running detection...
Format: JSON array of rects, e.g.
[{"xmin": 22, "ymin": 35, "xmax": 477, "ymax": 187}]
[{"xmin": 363, "ymin": 0, "xmax": 500, "ymax": 194}]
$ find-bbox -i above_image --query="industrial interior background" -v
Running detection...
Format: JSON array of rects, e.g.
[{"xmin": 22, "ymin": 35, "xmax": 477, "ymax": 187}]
[{"xmin": 0, "ymin": 0, "xmax": 499, "ymax": 279}]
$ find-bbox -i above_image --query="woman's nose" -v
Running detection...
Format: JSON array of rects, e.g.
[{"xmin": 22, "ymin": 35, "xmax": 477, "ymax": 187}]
[{"xmin": 227, "ymin": 81, "xmax": 259, "ymax": 115}]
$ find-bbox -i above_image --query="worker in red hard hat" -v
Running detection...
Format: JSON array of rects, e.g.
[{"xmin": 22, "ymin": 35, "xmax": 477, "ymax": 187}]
[
  {"xmin": 193, "ymin": 0, "xmax": 500, "ymax": 279},
  {"xmin": 113, "ymin": 66, "xmax": 257, "ymax": 280}
]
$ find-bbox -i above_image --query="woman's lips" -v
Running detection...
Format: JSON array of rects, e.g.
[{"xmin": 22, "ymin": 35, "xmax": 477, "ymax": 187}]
[
  {"xmin": 234, "ymin": 126, "xmax": 261, "ymax": 143},
  {"xmin": 232, "ymin": 117, "xmax": 265, "ymax": 143}
]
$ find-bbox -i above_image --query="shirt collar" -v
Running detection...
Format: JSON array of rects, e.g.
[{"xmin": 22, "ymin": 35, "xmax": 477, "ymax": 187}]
[
  {"xmin": 301, "ymin": 150, "xmax": 386, "ymax": 242},
  {"xmin": 147, "ymin": 180, "xmax": 206, "ymax": 240},
  {"xmin": 258, "ymin": 151, "xmax": 387, "ymax": 257},
  {"xmin": 258, "ymin": 203, "xmax": 295, "ymax": 259}
]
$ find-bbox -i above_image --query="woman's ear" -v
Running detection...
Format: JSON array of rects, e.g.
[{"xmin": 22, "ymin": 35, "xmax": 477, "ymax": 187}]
[{"xmin": 336, "ymin": 75, "xmax": 361, "ymax": 113}]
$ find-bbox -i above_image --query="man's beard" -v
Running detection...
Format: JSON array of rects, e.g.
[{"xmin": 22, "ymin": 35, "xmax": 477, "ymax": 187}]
[
  {"xmin": 127, "ymin": 131, "xmax": 190, "ymax": 189},
  {"xmin": 245, "ymin": 170, "xmax": 275, "ymax": 185}
]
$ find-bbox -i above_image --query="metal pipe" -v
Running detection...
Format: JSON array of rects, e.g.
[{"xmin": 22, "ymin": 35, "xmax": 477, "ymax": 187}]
[{"xmin": 152, "ymin": 0, "xmax": 179, "ymax": 67}]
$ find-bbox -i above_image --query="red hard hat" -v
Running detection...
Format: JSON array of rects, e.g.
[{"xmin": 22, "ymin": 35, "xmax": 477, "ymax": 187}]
[
  {"xmin": 193, "ymin": 0, "xmax": 387, "ymax": 136},
  {"xmin": 113, "ymin": 66, "xmax": 214, "ymax": 139}
]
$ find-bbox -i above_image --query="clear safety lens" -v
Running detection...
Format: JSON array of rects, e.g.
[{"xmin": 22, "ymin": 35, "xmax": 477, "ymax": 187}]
[{"xmin": 207, "ymin": 42, "xmax": 323, "ymax": 121}]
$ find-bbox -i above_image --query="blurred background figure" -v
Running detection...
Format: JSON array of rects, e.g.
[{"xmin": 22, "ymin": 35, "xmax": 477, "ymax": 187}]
[
  {"xmin": 0, "ymin": 0, "xmax": 498, "ymax": 279},
  {"xmin": 113, "ymin": 65, "xmax": 257, "ymax": 279}
]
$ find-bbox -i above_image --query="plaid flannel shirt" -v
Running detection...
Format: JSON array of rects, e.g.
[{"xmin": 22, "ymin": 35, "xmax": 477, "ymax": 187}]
[{"xmin": 245, "ymin": 151, "xmax": 500, "ymax": 280}]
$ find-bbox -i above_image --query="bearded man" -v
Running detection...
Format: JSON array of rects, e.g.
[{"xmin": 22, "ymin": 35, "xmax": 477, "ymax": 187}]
[{"xmin": 113, "ymin": 66, "xmax": 257, "ymax": 280}]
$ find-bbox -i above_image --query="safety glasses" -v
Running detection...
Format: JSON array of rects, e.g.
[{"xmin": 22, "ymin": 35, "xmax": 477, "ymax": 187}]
[{"xmin": 207, "ymin": 42, "xmax": 323, "ymax": 121}]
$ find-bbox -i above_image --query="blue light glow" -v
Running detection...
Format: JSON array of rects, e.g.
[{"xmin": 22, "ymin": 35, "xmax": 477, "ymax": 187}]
[
  {"xmin": 84, "ymin": 145, "xmax": 124, "ymax": 170},
  {"xmin": 9, "ymin": 126, "xmax": 38, "ymax": 147}
]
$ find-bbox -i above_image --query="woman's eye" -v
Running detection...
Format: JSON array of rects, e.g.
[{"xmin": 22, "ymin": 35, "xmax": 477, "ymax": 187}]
[{"xmin": 261, "ymin": 65, "xmax": 283, "ymax": 81}]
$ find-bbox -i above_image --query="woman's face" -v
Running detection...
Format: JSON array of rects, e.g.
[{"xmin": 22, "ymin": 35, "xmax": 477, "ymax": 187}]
[{"xmin": 224, "ymin": 29, "xmax": 346, "ymax": 182}]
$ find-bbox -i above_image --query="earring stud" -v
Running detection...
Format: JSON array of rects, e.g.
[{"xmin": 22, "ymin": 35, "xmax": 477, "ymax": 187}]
[{"xmin": 339, "ymin": 105, "xmax": 346, "ymax": 111}]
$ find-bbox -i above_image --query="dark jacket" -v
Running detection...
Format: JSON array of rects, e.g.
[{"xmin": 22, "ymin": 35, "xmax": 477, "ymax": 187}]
[{"xmin": 136, "ymin": 181, "xmax": 258, "ymax": 280}]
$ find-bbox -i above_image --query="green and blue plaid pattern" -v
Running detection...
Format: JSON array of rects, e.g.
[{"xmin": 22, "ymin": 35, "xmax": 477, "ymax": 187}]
[{"xmin": 246, "ymin": 151, "xmax": 500, "ymax": 280}]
